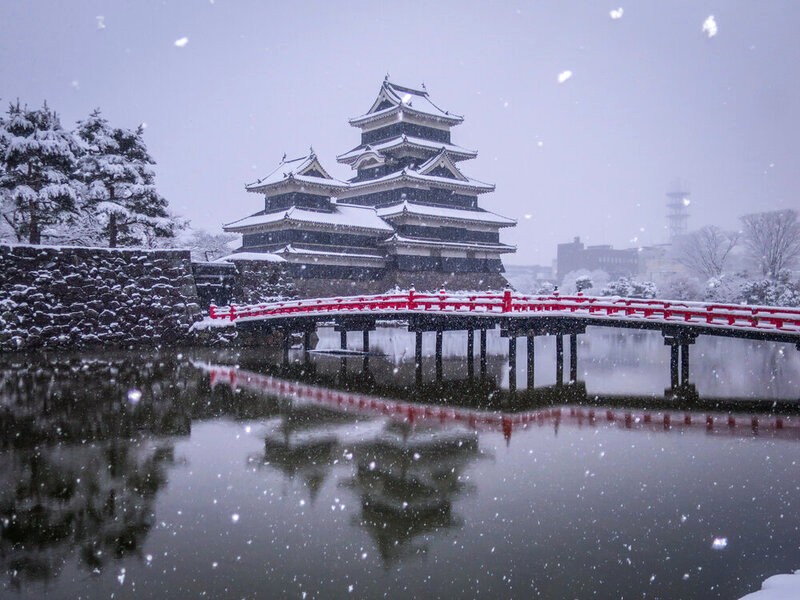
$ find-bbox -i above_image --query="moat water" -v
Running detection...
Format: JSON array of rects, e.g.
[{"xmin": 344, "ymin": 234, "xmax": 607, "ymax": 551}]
[{"xmin": 1, "ymin": 326, "xmax": 799, "ymax": 599}]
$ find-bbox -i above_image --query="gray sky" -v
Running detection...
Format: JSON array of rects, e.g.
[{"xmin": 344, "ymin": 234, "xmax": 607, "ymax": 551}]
[{"xmin": 2, "ymin": 0, "xmax": 799, "ymax": 265}]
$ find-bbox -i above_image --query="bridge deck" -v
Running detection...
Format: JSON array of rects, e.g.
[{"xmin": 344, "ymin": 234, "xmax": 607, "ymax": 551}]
[{"xmin": 207, "ymin": 289, "xmax": 800, "ymax": 344}]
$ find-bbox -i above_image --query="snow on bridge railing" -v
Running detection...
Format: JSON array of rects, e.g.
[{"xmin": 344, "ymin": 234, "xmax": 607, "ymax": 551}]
[{"xmin": 208, "ymin": 289, "xmax": 800, "ymax": 334}]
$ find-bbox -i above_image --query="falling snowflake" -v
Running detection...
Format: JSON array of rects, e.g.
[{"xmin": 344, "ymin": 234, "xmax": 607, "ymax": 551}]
[
  {"xmin": 127, "ymin": 389, "xmax": 142, "ymax": 404},
  {"xmin": 96, "ymin": 16, "xmax": 106, "ymax": 29},
  {"xmin": 702, "ymin": 15, "xmax": 718, "ymax": 38},
  {"xmin": 174, "ymin": 37, "xmax": 189, "ymax": 48},
  {"xmin": 609, "ymin": 8, "xmax": 624, "ymax": 19},
  {"xmin": 711, "ymin": 537, "xmax": 728, "ymax": 550},
  {"xmin": 557, "ymin": 70, "xmax": 573, "ymax": 84}
]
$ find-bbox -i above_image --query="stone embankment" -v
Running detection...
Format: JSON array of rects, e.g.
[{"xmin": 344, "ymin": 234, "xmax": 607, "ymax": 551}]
[{"xmin": 0, "ymin": 244, "xmax": 203, "ymax": 351}]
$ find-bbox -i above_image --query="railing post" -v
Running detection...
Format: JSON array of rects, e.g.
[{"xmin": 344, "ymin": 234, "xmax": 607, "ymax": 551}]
[
  {"xmin": 229, "ymin": 304, "xmax": 236, "ymax": 321},
  {"xmin": 210, "ymin": 305, "xmax": 217, "ymax": 319},
  {"xmin": 502, "ymin": 288, "xmax": 512, "ymax": 313},
  {"xmin": 408, "ymin": 287, "xmax": 416, "ymax": 310}
]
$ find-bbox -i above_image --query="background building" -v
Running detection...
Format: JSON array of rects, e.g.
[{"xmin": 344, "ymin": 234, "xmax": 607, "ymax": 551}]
[{"xmin": 556, "ymin": 236, "xmax": 639, "ymax": 283}]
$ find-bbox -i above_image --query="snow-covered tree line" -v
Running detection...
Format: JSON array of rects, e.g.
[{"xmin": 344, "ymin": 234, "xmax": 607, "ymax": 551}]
[{"xmin": 0, "ymin": 101, "xmax": 181, "ymax": 247}]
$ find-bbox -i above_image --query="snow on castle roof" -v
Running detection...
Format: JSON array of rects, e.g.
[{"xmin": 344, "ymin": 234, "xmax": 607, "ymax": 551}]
[
  {"xmin": 379, "ymin": 234, "xmax": 515, "ymax": 253},
  {"xmin": 336, "ymin": 134, "xmax": 477, "ymax": 165},
  {"xmin": 223, "ymin": 203, "xmax": 393, "ymax": 233},
  {"xmin": 245, "ymin": 152, "xmax": 349, "ymax": 193},
  {"xmin": 376, "ymin": 201, "xmax": 516, "ymax": 227},
  {"xmin": 342, "ymin": 165, "xmax": 495, "ymax": 195},
  {"xmin": 349, "ymin": 80, "xmax": 464, "ymax": 127}
]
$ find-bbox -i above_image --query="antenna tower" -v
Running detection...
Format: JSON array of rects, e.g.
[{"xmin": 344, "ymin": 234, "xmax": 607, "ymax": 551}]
[{"xmin": 665, "ymin": 180, "xmax": 690, "ymax": 242}]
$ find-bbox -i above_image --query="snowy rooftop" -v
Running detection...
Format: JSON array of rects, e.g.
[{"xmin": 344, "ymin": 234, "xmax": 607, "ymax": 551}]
[
  {"xmin": 377, "ymin": 201, "xmax": 515, "ymax": 227},
  {"xmin": 349, "ymin": 80, "xmax": 464, "ymax": 127},
  {"xmin": 336, "ymin": 135, "xmax": 477, "ymax": 164},
  {"xmin": 275, "ymin": 244, "xmax": 385, "ymax": 260},
  {"xmin": 344, "ymin": 166, "xmax": 494, "ymax": 195},
  {"xmin": 223, "ymin": 204, "xmax": 394, "ymax": 233},
  {"xmin": 380, "ymin": 234, "xmax": 515, "ymax": 252},
  {"xmin": 216, "ymin": 251, "xmax": 285, "ymax": 263},
  {"xmin": 245, "ymin": 153, "xmax": 349, "ymax": 193}
]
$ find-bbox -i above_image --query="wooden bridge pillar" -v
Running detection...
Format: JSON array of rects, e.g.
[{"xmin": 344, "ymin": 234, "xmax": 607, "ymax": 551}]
[
  {"xmin": 435, "ymin": 329, "xmax": 443, "ymax": 382},
  {"xmin": 669, "ymin": 343, "xmax": 680, "ymax": 388},
  {"xmin": 663, "ymin": 330, "xmax": 698, "ymax": 390},
  {"xmin": 467, "ymin": 329, "xmax": 475, "ymax": 379},
  {"xmin": 527, "ymin": 335, "xmax": 535, "ymax": 389},
  {"xmin": 362, "ymin": 329, "xmax": 370, "ymax": 371},
  {"xmin": 555, "ymin": 334, "xmax": 564, "ymax": 385},
  {"xmin": 480, "ymin": 328, "xmax": 487, "ymax": 379},
  {"xmin": 508, "ymin": 335, "xmax": 517, "ymax": 392},
  {"xmin": 340, "ymin": 329, "xmax": 347, "ymax": 351},
  {"xmin": 282, "ymin": 330, "xmax": 290, "ymax": 365},
  {"xmin": 415, "ymin": 331, "xmax": 423, "ymax": 385},
  {"xmin": 569, "ymin": 333, "xmax": 578, "ymax": 383},
  {"xmin": 680, "ymin": 342, "xmax": 690, "ymax": 385},
  {"xmin": 303, "ymin": 330, "xmax": 311, "ymax": 363}
]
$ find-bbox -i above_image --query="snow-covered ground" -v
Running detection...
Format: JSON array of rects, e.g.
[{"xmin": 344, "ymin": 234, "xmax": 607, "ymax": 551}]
[{"xmin": 739, "ymin": 571, "xmax": 800, "ymax": 599}]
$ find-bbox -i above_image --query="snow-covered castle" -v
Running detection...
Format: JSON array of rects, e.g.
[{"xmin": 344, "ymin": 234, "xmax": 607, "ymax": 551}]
[{"xmin": 223, "ymin": 79, "xmax": 516, "ymax": 296}]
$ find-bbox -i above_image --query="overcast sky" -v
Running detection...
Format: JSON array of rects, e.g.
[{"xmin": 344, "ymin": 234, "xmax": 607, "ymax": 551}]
[{"xmin": 2, "ymin": 1, "xmax": 798, "ymax": 265}]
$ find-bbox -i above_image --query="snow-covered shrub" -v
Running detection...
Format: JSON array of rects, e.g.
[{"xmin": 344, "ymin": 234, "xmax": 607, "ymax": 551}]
[
  {"xmin": 704, "ymin": 273, "xmax": 748, "ymax": 303},
  {"xmin": 575, "ymin": 275, "xmax": 593, "ymax": 293},
  {"xmin": 661, "ymin": 275, "xmax": 702, "ymax": 301},
  {"xmin": 601, "ymin": 277, "xmax": 657, "ymax": 299}
]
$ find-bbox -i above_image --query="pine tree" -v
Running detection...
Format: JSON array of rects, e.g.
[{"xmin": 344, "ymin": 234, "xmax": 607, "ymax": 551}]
[
  {"xmin": 0, "ymin": 101, "xmax": 80, "ymax": 244},
  {"xmin": 76, "ymin": 109, "xmax": 176, "ymax": 247}
]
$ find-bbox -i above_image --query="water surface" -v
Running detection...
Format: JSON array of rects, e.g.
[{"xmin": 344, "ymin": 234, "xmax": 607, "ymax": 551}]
[{"xmin": 1, "ymin": 327, "xmax": 798, "ymax": 599}]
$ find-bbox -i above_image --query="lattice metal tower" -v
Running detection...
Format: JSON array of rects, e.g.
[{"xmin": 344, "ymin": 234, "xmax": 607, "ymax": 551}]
[{"xmin": 665, "ymin": 181, "xmax": 690, "ymax": 242}]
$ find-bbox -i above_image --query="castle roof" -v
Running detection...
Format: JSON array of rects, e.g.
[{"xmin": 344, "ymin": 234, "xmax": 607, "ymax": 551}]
[
  {"xmin": 339, "ymin": 164, "xmax": 495, "ymax": 197},
  {"xmin": 379, "ymin": 234, "xmax": 515, "ymax": 254},
  {"xmin": 245, "ymin": 152, "xmax": 349, "ymax": 194},
  {"xmin": 223, "ymin": 203, "xmax": 393, "ymax": 234},
  {"xmin": 376, "ymin": 201, "xmax": 515, "ymax": 227},
  {"xmin": 349, "ymin": 80, "xmax": 464, "ymax": 128},
  {"xmin": 336, "ymin": 134, "xmax": 477, "ymax": 165}
]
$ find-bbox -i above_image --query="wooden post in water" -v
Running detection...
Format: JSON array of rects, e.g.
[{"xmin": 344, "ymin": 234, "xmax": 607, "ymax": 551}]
[
  {"xmin": 415, "ymin": 331, "xmax": 423, "ymax": 385},
  {"xmin": 363, "ymin": 329, "xmax": 370, "ymax": 372},
  {"xmin": 467, "ymin": 329, "xmax": 475, "ymax": 379},
  {"xmin": 527, "ymin": 335, "xmax": 535, "ymax": 389},
  {"xmin": 303, "ymin": 330, "xmax": 311, "ymax": 364},
  {"xmin": 340, "ymin": 329, "xmax": 347, "ymax": 351},
  {"xmin": 670, "ymin": 343, "xmax": 679, "ymax": 389},
  {"xmin": 282, "ymin": 330, "xmax": 290, "ymax": 365},
  {"xmin": 569, "ymin": 333, "xmax": 578, "ymax": 383},
  {"xmin": 480, "ymin": 328, "xmax": 487, "ymax": 379},
  {"xmin": 680, "ymin": 342, "xmax": 690, "ymax": 385},
  {"xmin": 556, "ymin": 334, "xmax": 564, "ymax": 385},
  {"xmin": 435, "ymin": 329, "xmax": 443, "ymax": 382},
  {"xmin": 508, "ymin": 335, "xmax": 517, "ymax": 392}
]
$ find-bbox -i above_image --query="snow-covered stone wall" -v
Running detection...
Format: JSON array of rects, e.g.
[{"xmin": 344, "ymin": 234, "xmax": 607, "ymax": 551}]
[{"xmin": 0, "ymin": 244, "xmax": 203, "ymax": 351}]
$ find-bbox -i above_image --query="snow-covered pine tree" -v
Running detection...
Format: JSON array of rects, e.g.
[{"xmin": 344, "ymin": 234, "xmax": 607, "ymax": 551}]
[
  {"xmin": 76, "ymin": 109, "xmax": 176, "ymax": 247},
  {"xmin": 0, "ymin": 101, "xmax": 80, "ymax": 244}
]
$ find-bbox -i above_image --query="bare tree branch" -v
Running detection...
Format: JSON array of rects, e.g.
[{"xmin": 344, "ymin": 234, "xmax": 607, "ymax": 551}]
[
  {"xmin": 675, "ymin": 226, "xmax": 739, "ymax": 279},
  {"xmin": 740, "ymin": 210, "xmax": 800, "ymax": 278}
]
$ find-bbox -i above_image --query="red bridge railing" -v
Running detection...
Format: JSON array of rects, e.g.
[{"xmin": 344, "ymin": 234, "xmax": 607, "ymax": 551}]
[{"xmin": 208, "ymin": 289, "xmax": 800, "ymax": 334}]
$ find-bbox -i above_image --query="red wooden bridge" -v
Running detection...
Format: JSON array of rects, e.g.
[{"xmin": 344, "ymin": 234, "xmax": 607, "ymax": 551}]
[
  {"xmin": 209, "ymin": 289, "xmax": 800, "ymax": 336},
  {"xmin": 206, "ymin": 289, "xmax": 800, "ymax": 393}
]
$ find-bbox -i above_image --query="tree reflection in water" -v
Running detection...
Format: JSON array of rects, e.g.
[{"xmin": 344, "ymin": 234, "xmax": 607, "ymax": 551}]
[{"xmin": 0, "ymin": 355, "xmax": 190, "ymax": 589}]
